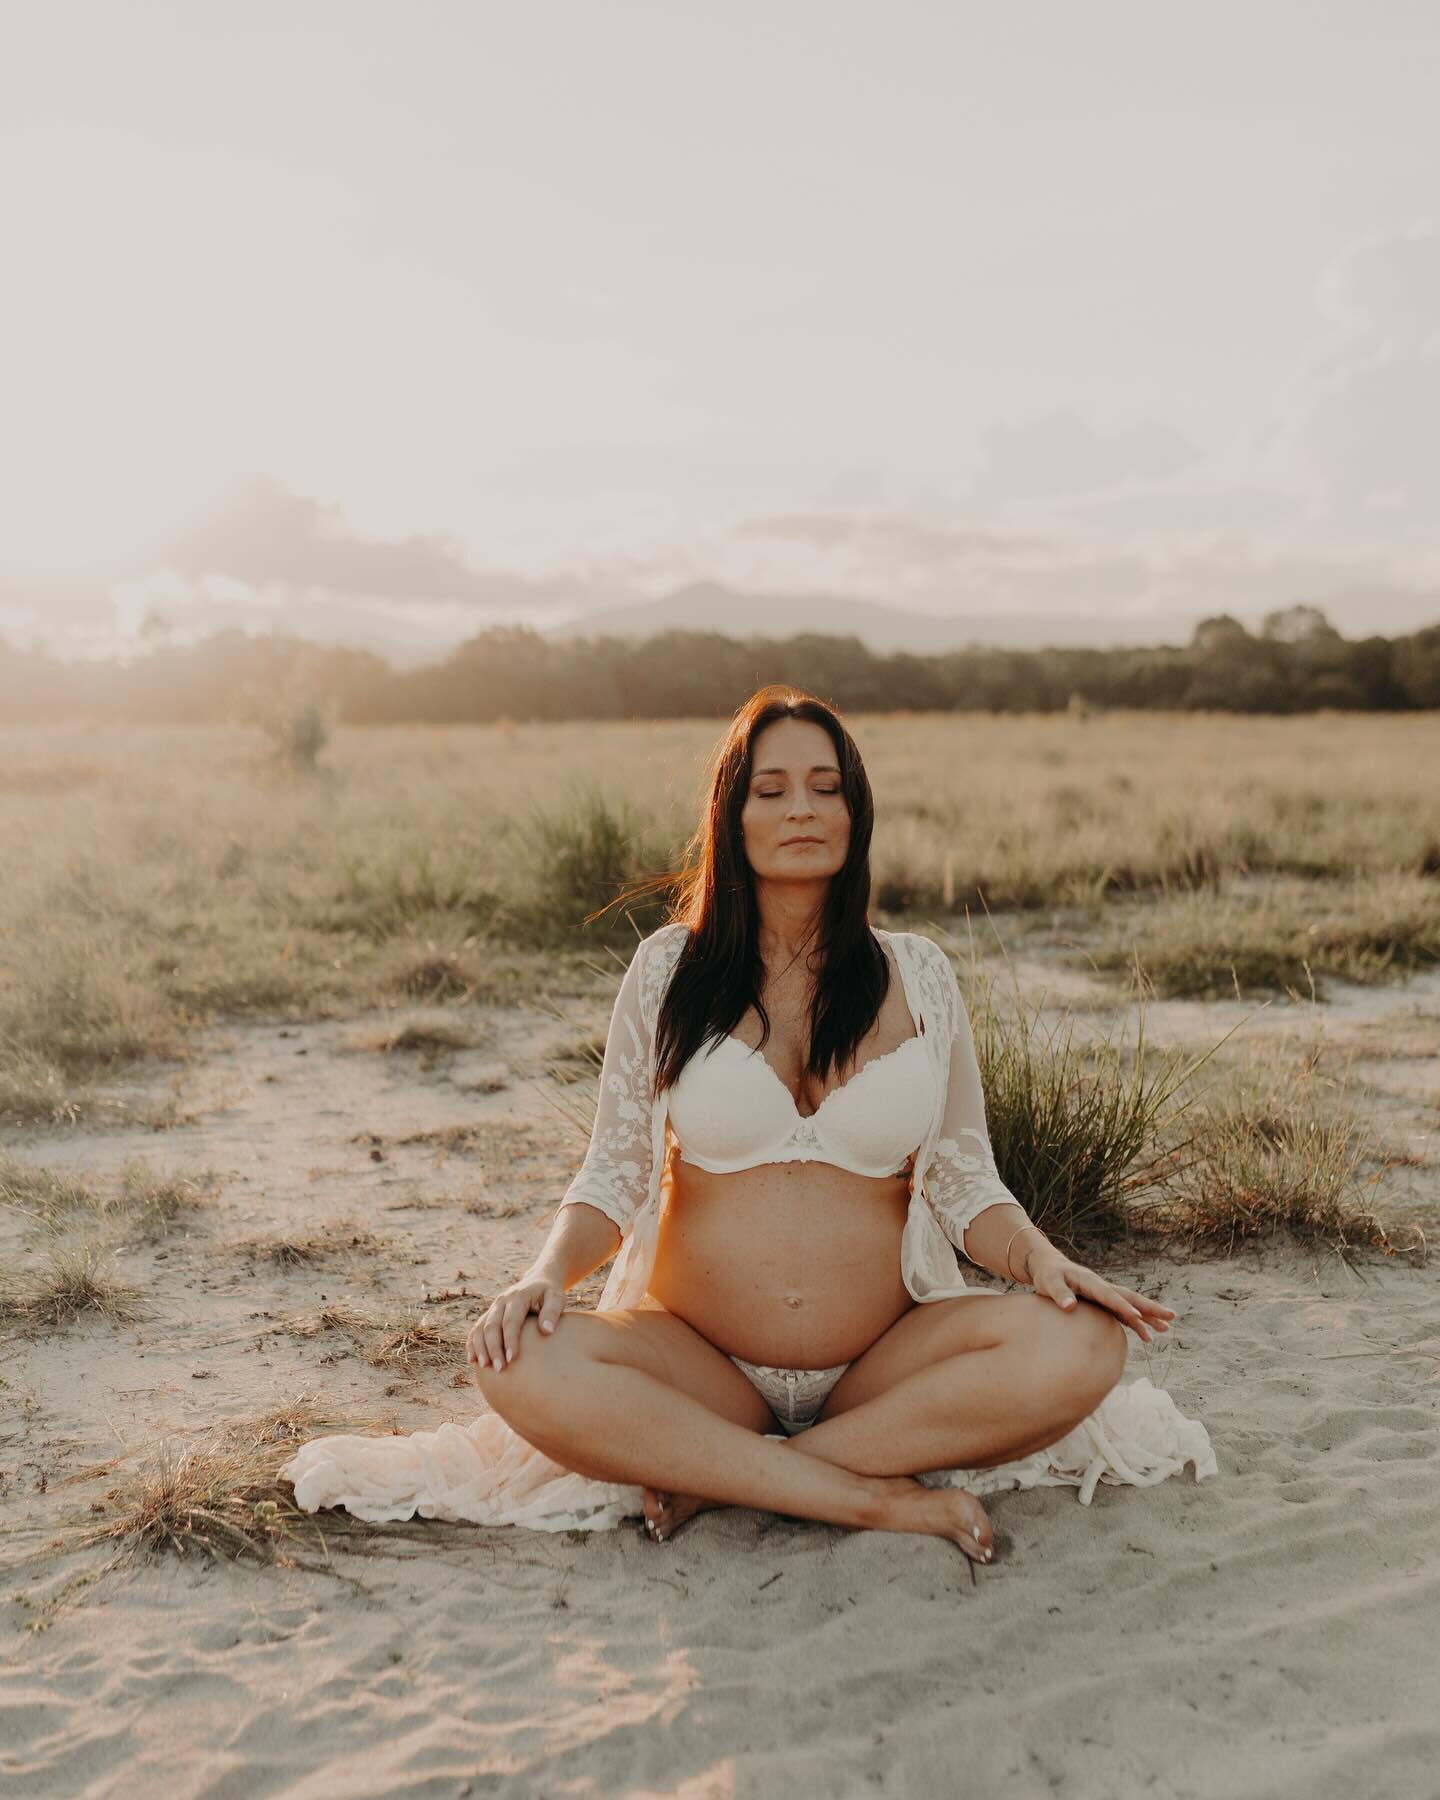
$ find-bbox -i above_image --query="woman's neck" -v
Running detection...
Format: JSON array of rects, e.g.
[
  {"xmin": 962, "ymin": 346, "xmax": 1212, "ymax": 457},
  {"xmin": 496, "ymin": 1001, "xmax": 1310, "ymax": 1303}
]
[{"xmin": 754, "ymin": 899, "xmax": 825, "ymax": 962}]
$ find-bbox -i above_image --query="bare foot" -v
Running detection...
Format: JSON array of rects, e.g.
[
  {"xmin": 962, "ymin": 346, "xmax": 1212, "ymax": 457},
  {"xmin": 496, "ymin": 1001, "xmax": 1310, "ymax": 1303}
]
[
  {"xmin": 642, "ymin": 1475, "xmax": 994, "ymax": 1571},
  {"xmin": 641, "ymin": 1485, "xmax": 726, "ymax": 1542},
  {"xmin": 877, "ymin": 1477, "xmax": 995, "ymax": 1568}
]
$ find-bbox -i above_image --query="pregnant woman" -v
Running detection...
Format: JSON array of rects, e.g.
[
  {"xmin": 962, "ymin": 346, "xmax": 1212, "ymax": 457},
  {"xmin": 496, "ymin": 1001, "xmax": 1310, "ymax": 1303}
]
[{"xmin": 282, "ymin": 688, "xmax": 1215, "ymax": 1557}]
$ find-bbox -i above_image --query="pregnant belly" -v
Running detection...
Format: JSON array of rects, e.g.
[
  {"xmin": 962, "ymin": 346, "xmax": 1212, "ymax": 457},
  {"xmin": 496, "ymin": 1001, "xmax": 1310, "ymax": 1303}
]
[{"xmin": 647, "ymin": 1149, "xmax": 914, "ymax": 1367}]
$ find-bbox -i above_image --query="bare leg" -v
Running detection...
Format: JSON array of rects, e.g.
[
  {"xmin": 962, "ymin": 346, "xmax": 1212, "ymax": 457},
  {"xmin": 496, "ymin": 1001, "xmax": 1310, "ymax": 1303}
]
[
  {"xmin": 475, "ymin": 1313, "xmax": 993, "ymax": 1563},
  {"xmin": 791, "ymin": 1294, "xmax": 1128, "ymax": 1477},
  {"xmin": 648, "ymin": 1295, "xmax": 1126, "ymax": 1536}
]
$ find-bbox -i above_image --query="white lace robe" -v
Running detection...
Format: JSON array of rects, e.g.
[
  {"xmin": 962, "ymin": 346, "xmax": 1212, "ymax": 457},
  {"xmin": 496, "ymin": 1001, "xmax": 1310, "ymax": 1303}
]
[{"xmin": 281, "ymin": 926, "xmax": 1217, "ymax": 1529}]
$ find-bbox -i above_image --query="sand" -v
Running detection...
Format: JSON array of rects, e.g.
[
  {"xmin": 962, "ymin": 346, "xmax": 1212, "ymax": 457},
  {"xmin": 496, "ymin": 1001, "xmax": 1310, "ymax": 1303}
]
[{"xmin": 2, "ymin": 968, "xmax": 1437, "ymax": 1798}]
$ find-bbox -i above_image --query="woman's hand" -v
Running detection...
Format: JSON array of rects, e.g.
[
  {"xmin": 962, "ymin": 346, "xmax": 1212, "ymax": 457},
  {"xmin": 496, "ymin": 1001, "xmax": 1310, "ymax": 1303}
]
[
  {"xmin": 466, "ymin": 1266, "xmax": 566, "ymax": 1372},
  {"xmin": 1024, "ymin": 1245, "xmax": 1176, "ymax": 1343}
]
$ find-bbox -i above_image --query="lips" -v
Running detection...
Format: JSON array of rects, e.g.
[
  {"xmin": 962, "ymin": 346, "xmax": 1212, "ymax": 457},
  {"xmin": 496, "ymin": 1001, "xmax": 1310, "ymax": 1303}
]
[{"xmin": 781, "ymin": 837, "xmax": 823, "ymax": 846}]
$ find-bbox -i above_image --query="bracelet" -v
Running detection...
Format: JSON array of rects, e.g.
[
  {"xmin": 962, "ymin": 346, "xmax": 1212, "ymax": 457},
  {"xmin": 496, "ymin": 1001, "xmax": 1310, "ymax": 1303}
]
[{"xmin": 1003, "ymin": 1222, "xmax": 1046, "ymax": 1285}]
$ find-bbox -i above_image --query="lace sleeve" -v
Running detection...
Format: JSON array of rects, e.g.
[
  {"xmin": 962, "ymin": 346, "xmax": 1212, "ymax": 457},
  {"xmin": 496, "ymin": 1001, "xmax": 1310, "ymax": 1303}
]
[
  {"xmin": 555, "ymin": 937, "xmax": 656, "ymax": 1239},
  {"xmin": 922, "ymin": 940, "xmax": 1027, "ymax": 1264}
]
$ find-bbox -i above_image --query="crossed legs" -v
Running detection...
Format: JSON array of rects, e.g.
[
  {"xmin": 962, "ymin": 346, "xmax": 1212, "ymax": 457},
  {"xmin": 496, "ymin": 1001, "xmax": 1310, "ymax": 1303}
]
[{"xmin": 473, "ymin": 1292, "xmax": 1127, "ymax": 1560}]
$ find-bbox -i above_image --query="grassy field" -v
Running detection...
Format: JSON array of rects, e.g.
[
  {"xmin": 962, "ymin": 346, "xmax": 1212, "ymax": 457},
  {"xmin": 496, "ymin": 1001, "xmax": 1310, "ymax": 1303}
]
[{"xmin": 0, "ymin": 711, "xmax": 1435, "ymax": 1260}]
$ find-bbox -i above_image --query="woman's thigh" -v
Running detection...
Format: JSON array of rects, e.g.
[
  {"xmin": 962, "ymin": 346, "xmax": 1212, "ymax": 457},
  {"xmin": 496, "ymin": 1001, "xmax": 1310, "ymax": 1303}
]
[
  {"xmin": 474, "ymin": 1299, "xmax": 778, "ymax": 1435},
  {"xmin": 814, "ymin": 1292, "xmax": 1126, "ymax": 1425}
]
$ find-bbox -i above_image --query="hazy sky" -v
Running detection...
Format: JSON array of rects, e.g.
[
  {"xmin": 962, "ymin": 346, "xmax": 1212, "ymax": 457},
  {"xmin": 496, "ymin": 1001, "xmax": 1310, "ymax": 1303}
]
[{"xmin": 2, "ymin": 1, "xmax": 1438, "ymax": 654}]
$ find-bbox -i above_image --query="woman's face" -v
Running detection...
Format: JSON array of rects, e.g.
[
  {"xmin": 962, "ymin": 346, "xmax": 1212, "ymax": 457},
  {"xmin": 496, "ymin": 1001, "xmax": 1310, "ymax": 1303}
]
[{"xmin": 739, "ymin": 718, "xmax": 851, "ymax": 884}]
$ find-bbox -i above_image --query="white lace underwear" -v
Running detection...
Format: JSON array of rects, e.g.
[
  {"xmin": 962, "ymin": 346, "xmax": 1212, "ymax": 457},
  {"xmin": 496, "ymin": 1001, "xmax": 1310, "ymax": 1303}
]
[{"xmin": 728, "ymin": 1355, "xmax": 850, "ymax": 1433}]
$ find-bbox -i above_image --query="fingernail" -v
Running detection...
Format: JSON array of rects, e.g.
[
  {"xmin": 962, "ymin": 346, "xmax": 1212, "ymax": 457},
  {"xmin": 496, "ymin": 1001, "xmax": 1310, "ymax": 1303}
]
[
  {"xmin": 540, "ymin": 1320, "xmax": 553, "ymax": 1333},
  {"xmin": 972, "ymin": 1526, "xmax": 981, "ymax": 1541}
]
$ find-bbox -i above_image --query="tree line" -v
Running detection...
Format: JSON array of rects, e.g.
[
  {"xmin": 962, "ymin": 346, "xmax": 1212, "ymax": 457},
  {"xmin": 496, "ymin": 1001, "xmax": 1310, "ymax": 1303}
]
[{"xmin": 3, "ymin": 604, "xmax": 1438, "ymax": 726}]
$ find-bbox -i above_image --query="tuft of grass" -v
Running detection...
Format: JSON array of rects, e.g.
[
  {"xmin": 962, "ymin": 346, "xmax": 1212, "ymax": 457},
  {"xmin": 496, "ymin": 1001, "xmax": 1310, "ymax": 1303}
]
[
  {"xmin": 380, "ymin": 948, "xmax": 481, "ymax": 1002},
  {"xmin": 349, "ymin": 1018, "xmax": 477, "ymax": 1062},
  {"xmin": 116, "ymin": 1159, "xmax": 221, "ymax": 1242},
  {"xmin": 276, "ymin": 1300, "xmax": 467, "ymax": 1371},
  {"xmin": 232, "ymin": 1225, "xmax": 392, "ymax": 1268},
  {"xmin": 1, "ymin": 1398, "xmax": 485, "ymax": 1612},
  {"xmin": 0, "ymin": 1045, "xmax": 93, "ymax": 1127},
  {"xmin": 931, "ymin": 920, "xmax": 1223, "ymax": 1255},
  {"xmin": 0, "ymin": 1154, "xmax": 96, "ymax": 1226},
  {"xmin": 314, "ymin": 850, "xmax": 503, "ymax": 945},
  {"xmin": 0, "ymin": 1240, "xmax": 144, "ymax": 1327},
  {"xmin": 1130, "ymin": 1038, "xmax": 1425, "ymax": 1264},
  {"xmin": 510, "ymin": 785, "xmax": 677, "ymax": 949}
]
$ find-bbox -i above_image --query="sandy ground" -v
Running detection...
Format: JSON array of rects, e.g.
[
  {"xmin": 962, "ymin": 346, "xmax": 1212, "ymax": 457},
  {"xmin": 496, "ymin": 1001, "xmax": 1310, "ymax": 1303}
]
[{"xmin": 2, "ymin": 958, "xmax": 1437, "ymax": 1798}]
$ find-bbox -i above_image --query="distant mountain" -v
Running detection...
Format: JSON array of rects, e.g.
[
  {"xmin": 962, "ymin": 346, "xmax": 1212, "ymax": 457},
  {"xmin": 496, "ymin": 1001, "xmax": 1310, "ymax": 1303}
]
[
  {"xmin": 543, "ymin": 580, "xmax": 1210, "ymax": 653},
  {"xmin": 543, "ymin": 578, "xmax": 1440, "ymax": 654}
]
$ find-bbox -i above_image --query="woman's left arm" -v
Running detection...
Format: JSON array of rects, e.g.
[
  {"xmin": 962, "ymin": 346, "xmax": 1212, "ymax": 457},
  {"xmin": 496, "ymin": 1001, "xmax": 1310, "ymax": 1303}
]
[
  {"xmin": 921, "ymin": 942, "xmax": 1176, "ymax": 1344},
  {"xmin": 962, "ymin": 1202, "xmax": 1175, "ymax": 1343}
]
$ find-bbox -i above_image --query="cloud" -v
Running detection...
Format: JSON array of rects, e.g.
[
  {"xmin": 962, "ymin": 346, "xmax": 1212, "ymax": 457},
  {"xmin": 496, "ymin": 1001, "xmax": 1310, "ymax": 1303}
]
[
  {"xmin": 0, "ymin": 471, "xmax": 639, "ymax": 657},
  {"xmin": 131, "ymin": 471, "xmax": 510, "ymax": 602}
]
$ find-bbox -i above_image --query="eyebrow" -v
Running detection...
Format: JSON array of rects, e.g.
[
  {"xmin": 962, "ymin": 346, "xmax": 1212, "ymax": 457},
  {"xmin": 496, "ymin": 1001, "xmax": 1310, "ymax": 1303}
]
[{"xmin": 752, "ymin": 765, "xmax": 841, "ymax": 776}]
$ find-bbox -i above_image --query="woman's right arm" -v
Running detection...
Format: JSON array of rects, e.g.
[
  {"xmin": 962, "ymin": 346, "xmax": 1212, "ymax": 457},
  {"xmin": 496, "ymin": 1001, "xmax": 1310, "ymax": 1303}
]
[
  {"xmin": 467, "ymin": 935, "xmax": 659, "ymax": 1373},
  {"xmin": 467, "ymin": 1202, "xmax": 621, "ymax": 1371}
]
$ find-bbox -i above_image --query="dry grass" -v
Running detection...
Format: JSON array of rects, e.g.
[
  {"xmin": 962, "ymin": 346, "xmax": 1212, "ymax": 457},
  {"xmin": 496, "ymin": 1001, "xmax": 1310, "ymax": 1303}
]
[
  {"xmin": 114, "ymin": 1158, "xmax": 222, "ymax": 1241},
  {"xmin": 346, "ymin": 1017, "xmax": 478, "ymax": 1063},
  {"xmin": 3, "ymin": 714, "xmax": 1437, "ymax": 1125},
  {"xmin": 386, "ymin": 1122, "xmax": 489, "ymax": 1152},
  {"xmin": 1, "ymin": 1397, "xmax": 489, "ymax": 1623},
  {"xmin": 461, "ymin": 1194, "xmax": 530, "ymax": 1220},
  {"xmin": 1092, "ymin": 872, "xmax": 1440, "ymax": 1000},
  {"xmin": 931, "ymin": 925, "xmax": 1225, "ymax": 1252},
  {"xmin": 274, "ymin": 1300, "xmax": 467, "ymax": 1372},
  {"xmin": 0, "ymin": 718, "xmax": 1434, "ymax": 1262},
  {"xmin": 0, "ymin": 1239, "xmax": 144, "ymax": 1328},
  {"xmin": 1130, "ymin": 1036, "xmax": 1427, "ymax": 1265},
  {"xmin": 230, "ymin": 1224, "xmax": 394, "ymax": 1268},
  {"xmin": 377, "ymin": 939, "xmax": 485, "ymax": 1002},
  {"xmin": 0, "ymin": 1154, "xmax": 95, "ymax": 1223},
  {"xmin": 0, "ymin": 757, "xmax": 105, "ymax": 796},
  {"xmin": 0, "ymin": 1154, "xmax": 220, "ymax": 1245}
]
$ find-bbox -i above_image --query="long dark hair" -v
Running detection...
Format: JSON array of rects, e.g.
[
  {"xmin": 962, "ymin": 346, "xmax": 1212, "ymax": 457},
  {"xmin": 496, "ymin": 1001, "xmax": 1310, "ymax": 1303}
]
[{"xmin": 637, "ymin": 685, "xmax": 892, "ymax": 1101}]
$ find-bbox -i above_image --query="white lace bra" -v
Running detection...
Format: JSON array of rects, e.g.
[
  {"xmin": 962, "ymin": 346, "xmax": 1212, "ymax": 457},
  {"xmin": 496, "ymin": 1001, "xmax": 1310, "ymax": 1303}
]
[{"xmin": 667, "ymin": 1029, "xmax": 936, "ymax": 1177}]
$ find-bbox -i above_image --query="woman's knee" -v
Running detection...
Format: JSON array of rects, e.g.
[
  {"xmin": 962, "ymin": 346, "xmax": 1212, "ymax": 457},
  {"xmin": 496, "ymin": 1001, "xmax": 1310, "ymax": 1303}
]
[
  {"xmin": 1020, "ymin": 1295, "xmax": 1126, "ymax": 1410},
  {"xmin": 1066, "ymin": 1298, "xmax": 1128, "ymax": 1400},
  {"xmin": 473, "ymin": 1313, "xmax": 589, "ymax": 1421}
]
